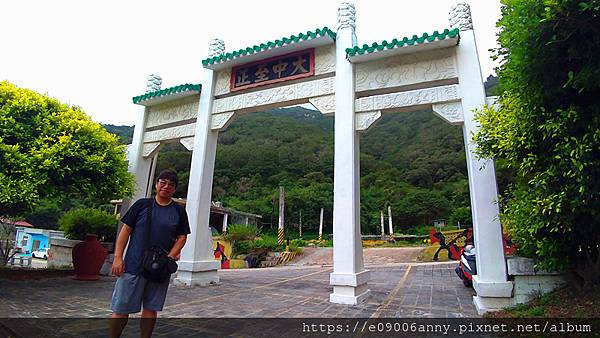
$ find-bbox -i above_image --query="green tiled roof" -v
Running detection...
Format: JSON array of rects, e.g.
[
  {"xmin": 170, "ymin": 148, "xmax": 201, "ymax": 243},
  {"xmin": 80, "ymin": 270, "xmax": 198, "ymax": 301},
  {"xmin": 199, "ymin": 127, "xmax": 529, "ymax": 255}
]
[
  {"xmin": 346, "ymin": 28, "xmax": 460, "ymax": 57},
  {"xmin": 202, "ymin": 27, "xmax": 336, "ymax": 66},
  {"xmin": 132, "ymin": 84, "xmax": 201, "ymax": 104}
]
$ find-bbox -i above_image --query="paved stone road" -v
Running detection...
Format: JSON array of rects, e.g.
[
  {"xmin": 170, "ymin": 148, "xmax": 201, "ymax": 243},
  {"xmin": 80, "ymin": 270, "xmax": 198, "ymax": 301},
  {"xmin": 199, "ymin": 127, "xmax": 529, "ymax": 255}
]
[
  {"xmin": 0, "ymin": 259, "xmax": 477, "ymax": 337},
  {"xmin": 292, "ymin": 247, "xmax": 424, "ymax": 266}
]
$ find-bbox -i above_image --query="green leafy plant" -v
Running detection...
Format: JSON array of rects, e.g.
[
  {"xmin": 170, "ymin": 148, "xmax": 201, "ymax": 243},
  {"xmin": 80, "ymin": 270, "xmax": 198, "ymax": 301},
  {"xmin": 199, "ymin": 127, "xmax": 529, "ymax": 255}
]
[
  {"xmin": 474, "ymin": 0, "xmax": 600, "ymax": 290},
  {"xmin": 0, "ymin": 81, "xmax": 134, "ymax": 218},
  {"xmin": 58, "ymin": 208, "xmax": 118, "ymax": 242},
  {"xmin": 222, "ymin": 224, "xmax": 260, "ymax": 242},
  {"xmin": 222, "ymin": 224, "xmax": 261, "ymax": 256}
]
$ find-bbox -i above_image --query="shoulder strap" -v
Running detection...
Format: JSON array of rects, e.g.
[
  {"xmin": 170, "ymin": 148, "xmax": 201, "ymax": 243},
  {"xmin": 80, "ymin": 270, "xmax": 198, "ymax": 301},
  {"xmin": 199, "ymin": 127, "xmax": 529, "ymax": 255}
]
[{"xmin": 145, "ymin": 198, "xmax": 154, "ymax": 248}]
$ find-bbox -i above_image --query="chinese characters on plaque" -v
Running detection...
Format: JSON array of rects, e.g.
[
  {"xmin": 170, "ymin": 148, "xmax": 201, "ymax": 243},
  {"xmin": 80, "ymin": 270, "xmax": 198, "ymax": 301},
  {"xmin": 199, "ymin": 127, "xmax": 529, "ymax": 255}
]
[{"xmin": 230, "ymin": 49, "xmax": 314, "ymax": 91}]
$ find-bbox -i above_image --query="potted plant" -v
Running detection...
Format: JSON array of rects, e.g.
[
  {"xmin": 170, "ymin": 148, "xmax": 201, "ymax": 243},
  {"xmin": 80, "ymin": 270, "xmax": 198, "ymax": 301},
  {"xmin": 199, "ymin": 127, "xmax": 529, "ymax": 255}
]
[{"xmin": 58, "ymin": 208, "xmax": 118, "ymax": 280}]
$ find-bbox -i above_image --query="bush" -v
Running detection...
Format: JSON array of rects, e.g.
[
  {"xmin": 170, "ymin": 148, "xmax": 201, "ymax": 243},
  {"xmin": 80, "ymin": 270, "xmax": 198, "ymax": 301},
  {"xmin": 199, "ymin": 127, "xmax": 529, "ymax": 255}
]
[
  {"xmin": 474, "ymin": 0, "xmax": 600, "ymax": 290},
  {"xmin": 248, "ymin": 236, "xmax": 279, "ymax": 252},
  {"xmin": 222, "ymin": 224, "xmax": 260, "ymax": 242},
  {"xmin": 448, "ymin": 206, "xmax": 472, "ymax": 228},
  {"xmin": 233, "ymin": 235, "xmax": 281, "ymax": 255},
  {"xmin": 58, "ymin": 208, "xmax": 118, "ymax": 242},
  {"xmin": 290, "ymin": 239, "xmax": 307, "ymax": 247},
  {"xmin": 403, "ymin": 225, "xmax": 431, "ymax": 236}
]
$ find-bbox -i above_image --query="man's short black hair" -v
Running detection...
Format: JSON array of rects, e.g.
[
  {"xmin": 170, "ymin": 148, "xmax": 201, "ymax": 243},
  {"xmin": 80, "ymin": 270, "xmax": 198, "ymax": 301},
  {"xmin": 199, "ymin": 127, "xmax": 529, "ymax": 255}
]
[{"xmin": 156, "ymin": 169, "xmax": 178, "ymax": 187}]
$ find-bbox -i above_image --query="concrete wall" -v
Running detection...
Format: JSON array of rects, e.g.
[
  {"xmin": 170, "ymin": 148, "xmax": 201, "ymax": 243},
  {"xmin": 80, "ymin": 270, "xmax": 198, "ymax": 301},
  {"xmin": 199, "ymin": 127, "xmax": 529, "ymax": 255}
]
[
  {"xmin": 48, "ymin": 238, "xmax": 114, "ymax": 272},
  {"xmin": 507, "ymin": 257, "xmax": 567, "ymax": 305},
  {"xmin": 48, "ymin": 238, "xmax": 79, "ymax": 268}
]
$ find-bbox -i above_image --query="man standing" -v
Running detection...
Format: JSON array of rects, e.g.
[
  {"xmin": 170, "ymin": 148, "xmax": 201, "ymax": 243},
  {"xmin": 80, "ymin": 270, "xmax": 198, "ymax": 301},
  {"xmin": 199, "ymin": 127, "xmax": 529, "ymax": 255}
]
[{"xmin": 110, "ymin": 170, "xmax": 190, "ymax": 338}]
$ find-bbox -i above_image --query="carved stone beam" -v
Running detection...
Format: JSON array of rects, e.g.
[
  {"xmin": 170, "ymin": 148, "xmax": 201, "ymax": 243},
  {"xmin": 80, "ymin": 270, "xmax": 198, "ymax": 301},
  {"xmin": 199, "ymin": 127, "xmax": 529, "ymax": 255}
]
[
  {"xmin": 210, "ymin": 111, "xmax": 236, "ymax": 131},
  {"xmin": 432, "ymin": 101, "xmax": 464, "ymax": 125},
  {"xmin": 309, "ymin": 95, "xmax": 335, "ymax": 116},
  {"xmin": 143, "ymin": 123, "xmax": 196, "ymax": 143},
  {"xmin": 179, "ymin": 137, "xmax": 194, "ymax": 151},
  {"xmin": 355, "ymin": 84, "xmax": 460, "ymax": 113},
  {"xmin": 142, "ymin": 142, "xmax": 161, "ymax": 158},
  {"xmin": 356, "ymin": 111, "xmax": 382, "ymax": 132},
  {"xmin": 212, "ymin": 77, "xmax": 335, "ymax": 114}
]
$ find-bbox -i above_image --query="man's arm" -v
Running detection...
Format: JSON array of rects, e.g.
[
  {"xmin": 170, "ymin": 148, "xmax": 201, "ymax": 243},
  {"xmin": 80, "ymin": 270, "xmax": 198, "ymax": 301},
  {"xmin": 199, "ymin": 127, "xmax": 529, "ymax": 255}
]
[
  {"xmin": 111, "ymin": 224, "xmax": 133, "ymax": 277},
  {"xmin": 168, "ymin": 235, "xmax": 187, "ymax": 260}
]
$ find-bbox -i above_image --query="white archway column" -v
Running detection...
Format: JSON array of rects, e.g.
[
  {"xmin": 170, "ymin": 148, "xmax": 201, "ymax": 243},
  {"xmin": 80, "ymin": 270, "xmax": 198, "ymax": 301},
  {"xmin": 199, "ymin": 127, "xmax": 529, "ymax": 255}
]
[
  {"xmin": 129, "ymin": 75, "xmax": 163, "ymax": 203},
  {"xmin": 174, "ymin": 39, "xmax": 224, "ymax": 286},
  {"xmin": 451, "ymin": 3, "xmax": 513, "ymax": 312},
  {"xmin": 330, "ymin": 1, "xmax": 370, "ymax": 305}
]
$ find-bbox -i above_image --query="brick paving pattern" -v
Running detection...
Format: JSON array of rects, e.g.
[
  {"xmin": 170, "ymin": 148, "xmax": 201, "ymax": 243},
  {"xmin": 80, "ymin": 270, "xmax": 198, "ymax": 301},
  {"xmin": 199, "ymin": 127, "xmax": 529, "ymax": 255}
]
[{"xmin": 0, "ymin": 259, "xmax": 477, "ymax": 337}]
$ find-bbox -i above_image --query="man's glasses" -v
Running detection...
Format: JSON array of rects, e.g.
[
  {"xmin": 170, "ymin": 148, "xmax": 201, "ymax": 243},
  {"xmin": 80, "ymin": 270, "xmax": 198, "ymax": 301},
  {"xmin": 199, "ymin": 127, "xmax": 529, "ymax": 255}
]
[{"xmin": 157, "ymin": 179, "xmax": 176, "ymax": 188}]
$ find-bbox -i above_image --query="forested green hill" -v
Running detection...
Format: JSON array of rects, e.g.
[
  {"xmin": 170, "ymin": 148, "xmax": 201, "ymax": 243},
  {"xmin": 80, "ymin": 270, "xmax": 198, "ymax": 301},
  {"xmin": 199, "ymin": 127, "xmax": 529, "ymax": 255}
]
[{"xmin": 104, "ymin": 106, "xmax": 472, "ymax": 235}]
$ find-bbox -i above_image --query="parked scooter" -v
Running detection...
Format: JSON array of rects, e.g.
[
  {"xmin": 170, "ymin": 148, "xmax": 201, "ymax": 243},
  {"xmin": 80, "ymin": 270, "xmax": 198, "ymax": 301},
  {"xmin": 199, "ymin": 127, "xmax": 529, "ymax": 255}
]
[{"xmin": 455, "ymin": 245, "xmax": 477, "ymax": 287}]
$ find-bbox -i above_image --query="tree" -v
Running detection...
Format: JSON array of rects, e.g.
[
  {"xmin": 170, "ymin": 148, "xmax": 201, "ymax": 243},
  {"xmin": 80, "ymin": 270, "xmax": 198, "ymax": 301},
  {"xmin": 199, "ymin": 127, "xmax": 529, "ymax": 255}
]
[
  {"xmin": 24, "ymin": 198, "xmax": 63, "ymax": 230},
  {"xmin": 0, "ymin": 81, "xmax": 134, "ymax": 218},
  {"xmin": 474, "ymin": 0, "xmax": 600, "ymax": 290},
  {"xmin": 0, "ymin": 222, "xmax": 17, "ymax": 266}
]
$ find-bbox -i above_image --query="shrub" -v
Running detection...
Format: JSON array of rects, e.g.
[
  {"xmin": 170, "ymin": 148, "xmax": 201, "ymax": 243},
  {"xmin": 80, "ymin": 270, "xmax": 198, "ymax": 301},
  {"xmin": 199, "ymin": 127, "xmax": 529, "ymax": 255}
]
[
  {"xmin": 58, "ymin": 208, "xmax": 118, "ymax": 242},
  {"xmin": 473, "ymin": 0, "xmax": 600, "ymax": 290},
  {"xmin": 290, "ymin": 239, "xmax": 306, "ymax": 247},
  {"xmin": 248, "ymin": 235, "xmax": 279, "ymax": 251},
  {"xmin": 222, "ymin": 224, "xmax": 260, "ymax": 242},
  {"xmin": 448, "ymin": 206, "xmax": 472, "ymax": 228}
]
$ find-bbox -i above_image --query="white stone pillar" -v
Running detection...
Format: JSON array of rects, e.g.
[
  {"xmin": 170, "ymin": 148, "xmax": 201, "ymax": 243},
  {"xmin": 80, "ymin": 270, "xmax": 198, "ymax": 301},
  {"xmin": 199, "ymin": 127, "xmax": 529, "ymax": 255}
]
[
  {"xmin": 129, "ymin": 75, "xmax": 162, "ymax": 202},
  {"xmin": 330, "ymin": 1, "xmax": 370, "ymax": 305},
  {"xmin": 388, "ymin": 206, "xmax": 393, "ymax": 235},
  {"xmin": 175, "ymin": 39, "xmax": 224, "ymax": 286},
  {"xmin": 451, "ymin": 3, "xmax": 513, "ymax": 313},
  {"xmin": 144, "ymin": 151, "xmax": 160, "ymax": 198},
  {"xmin": 222, "ymin": 213, "xmax": 228, "ymax": 233}
]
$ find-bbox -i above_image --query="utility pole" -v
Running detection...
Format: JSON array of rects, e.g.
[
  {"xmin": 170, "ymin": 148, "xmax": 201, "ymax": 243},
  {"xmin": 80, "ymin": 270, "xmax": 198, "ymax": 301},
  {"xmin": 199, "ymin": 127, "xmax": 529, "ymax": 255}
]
[
  {"xmin": 380, "ymin": 210, "xmax": 385, "ymax": 238},
  {"xmin": 388, "ymin": 205, "xmax": 393, "ymax": 235},
  {"xmin": 299, "ymin": 210, "xmax": 303, "ymax": 238},
  {"xmin": 319, "ymin": 208, "xmax": 324, "ymax": 241},
  {"xmin": 278, "ymin": 186, "xmax": 285, "ymax": 246}
]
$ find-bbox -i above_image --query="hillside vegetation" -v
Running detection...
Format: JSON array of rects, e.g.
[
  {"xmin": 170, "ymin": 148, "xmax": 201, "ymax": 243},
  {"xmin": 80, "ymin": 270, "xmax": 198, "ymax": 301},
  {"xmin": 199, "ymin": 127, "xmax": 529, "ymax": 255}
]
[{"xmin": 105, "ymin": 106, "xmax": 473, "ymax": 235}]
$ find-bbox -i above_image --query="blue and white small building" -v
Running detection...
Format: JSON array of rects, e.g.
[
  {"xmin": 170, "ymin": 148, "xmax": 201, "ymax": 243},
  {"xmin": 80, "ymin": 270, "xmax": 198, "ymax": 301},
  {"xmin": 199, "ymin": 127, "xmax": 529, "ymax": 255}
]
[{"xmin": 15, "ymin": 227, "xmax": 65, "ymax": 256}]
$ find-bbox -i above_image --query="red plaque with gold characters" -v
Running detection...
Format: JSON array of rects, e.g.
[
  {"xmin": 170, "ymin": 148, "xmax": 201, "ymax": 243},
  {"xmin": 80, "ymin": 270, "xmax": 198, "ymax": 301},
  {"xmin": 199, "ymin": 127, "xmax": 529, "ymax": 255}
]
[{"xmin": 230, "ymin": 49, "xmax": 314, "ymax": 92}]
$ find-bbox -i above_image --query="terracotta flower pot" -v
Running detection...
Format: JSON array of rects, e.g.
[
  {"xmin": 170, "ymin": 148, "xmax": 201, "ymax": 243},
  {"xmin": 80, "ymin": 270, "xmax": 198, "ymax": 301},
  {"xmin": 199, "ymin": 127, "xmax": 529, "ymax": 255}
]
[{"xmin": 72, "ymin": 234, "xmax": 107, "ymax": 281}]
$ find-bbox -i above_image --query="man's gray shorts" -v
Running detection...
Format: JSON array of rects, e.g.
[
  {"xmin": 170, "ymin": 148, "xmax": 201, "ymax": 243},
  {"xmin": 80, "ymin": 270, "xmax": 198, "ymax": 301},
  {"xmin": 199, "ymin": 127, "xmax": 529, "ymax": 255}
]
[{"xmin": 110, "ymin": 273, "xmax": 170, "ymax": 314}]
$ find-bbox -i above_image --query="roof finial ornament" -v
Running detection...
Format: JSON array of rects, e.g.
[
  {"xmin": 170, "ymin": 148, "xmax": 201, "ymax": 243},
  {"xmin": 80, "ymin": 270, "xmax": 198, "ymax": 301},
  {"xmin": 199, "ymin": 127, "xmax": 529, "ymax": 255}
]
[
  {"xmin": 208, "ymin": 38, "xmax": 226, "ymax": 58},
  {"xmin": 449, "ymin": 3, "xmax": 473, "ymax": 31},
  {"xmin": 337, "ymin": 1, "xmax": 356, "ymax": 32},
  {"xmin": 146, "ymin": 74, "xmax": 162, "ymax": 93}
]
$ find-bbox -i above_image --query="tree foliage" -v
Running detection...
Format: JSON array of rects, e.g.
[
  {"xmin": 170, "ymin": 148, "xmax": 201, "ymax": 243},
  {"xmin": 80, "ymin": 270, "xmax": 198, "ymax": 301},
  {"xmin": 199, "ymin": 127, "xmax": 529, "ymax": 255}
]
[
  {"xmin": 474, "ymin": 0, "xmax": 600, "ymax": 289},
  {"xmin": 0, "ymin": 223, "xmax": 17, "ymax": 266},
  {"xmin": 0, "ymin": 81, "xmax": 134, "ymax": 217},
  {"xmin": 58, "ymin": 208, "xmax": 119, "ymax": 242}
]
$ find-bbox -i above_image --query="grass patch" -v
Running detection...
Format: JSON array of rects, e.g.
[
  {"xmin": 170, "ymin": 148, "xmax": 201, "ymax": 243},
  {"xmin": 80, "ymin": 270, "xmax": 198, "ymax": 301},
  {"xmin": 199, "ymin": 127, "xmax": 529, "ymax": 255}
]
[{"xmin": 487, "ymin": 286, "xmax": 600, "ymax": 318}]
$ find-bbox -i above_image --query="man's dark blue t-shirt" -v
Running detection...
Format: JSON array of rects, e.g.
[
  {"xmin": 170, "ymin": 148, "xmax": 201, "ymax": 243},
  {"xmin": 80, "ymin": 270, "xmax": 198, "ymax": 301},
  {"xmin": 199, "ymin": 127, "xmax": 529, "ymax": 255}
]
[{"xmin": 120, "ymin": 198, "xmax": 191, "ymax": 275}]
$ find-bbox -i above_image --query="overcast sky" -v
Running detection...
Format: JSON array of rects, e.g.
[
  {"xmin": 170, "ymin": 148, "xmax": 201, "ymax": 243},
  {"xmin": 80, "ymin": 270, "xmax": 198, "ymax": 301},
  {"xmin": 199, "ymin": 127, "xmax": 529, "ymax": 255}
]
[{"xmin": 1, "ymin": 0, "xmax": 502, "ymax": 126}]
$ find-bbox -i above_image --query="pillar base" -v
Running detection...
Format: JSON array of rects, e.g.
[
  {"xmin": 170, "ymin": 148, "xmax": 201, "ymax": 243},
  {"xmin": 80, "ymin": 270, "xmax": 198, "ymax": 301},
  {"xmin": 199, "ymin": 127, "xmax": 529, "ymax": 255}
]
[
  {"xmin": 329, "ymin": 270, "xmax": 371, "ymax": 305},
  {"xmin": 330, "ymin": 285, "xmax": 371, "ymax": 305},
  {"xmin": 473, "ymin": 295, "xmax": 514, "ymax": 315},
  {"xmin": 173, "ymin": 259, "xmax": 220, "ymax": 287},
  {"xmin": 472, "ymin": 275, "xmax": 513, "ymax": 297}
]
